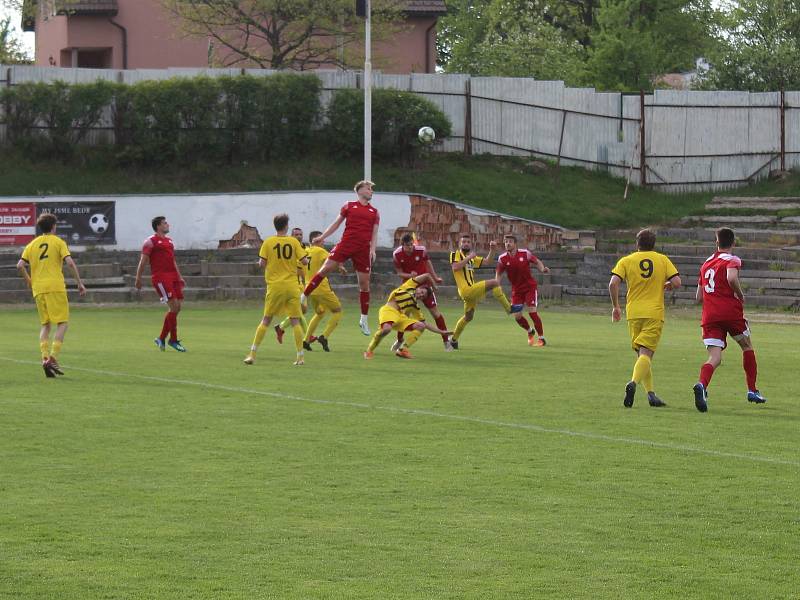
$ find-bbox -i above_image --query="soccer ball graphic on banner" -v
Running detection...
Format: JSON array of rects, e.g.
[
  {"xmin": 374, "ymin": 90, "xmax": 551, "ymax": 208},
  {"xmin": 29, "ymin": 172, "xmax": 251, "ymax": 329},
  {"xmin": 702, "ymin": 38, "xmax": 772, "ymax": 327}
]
[
  {"xmin": 89, "ymin": 213, "xmax": 109, "ymax": 234},
  {"xmin": 418, "ymin": 126, "xmax": 435, "ymax": 145}
]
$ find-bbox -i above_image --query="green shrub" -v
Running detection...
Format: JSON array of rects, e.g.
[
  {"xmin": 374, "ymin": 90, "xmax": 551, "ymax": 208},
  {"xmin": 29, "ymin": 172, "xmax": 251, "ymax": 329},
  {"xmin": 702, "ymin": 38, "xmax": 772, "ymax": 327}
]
[{"xmin": 325, "ymin": 88, "xmax": 452, "ymax": 160}]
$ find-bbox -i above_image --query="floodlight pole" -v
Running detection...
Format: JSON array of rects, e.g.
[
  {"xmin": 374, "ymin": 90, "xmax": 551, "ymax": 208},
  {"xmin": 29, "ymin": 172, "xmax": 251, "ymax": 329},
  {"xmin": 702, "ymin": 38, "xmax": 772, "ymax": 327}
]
[{"xmin": 364, "ymin": 0, "xmax": 372, "ymax": 181}]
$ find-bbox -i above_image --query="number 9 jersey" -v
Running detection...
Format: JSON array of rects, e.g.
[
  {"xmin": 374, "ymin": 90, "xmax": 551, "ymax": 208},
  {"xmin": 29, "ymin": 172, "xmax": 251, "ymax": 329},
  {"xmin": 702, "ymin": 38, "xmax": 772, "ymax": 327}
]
[
  {"xmin": 698, "ymin": 252, "xmax": 744, "ymax": 325},
  {"xmin": 611, "ymin": 251, "xmax": 679, "ymax": 321}
]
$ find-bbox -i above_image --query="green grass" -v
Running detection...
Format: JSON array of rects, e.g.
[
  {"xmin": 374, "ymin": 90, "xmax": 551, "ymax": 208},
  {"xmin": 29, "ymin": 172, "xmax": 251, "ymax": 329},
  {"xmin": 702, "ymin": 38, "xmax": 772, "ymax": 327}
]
[
  {"xmin": 3, "ymin": 149, "xmax": 799, "ymax": 229},
  {"xmin": 1, "ymin": 301, "xmax": 798, "ymax": 599}
]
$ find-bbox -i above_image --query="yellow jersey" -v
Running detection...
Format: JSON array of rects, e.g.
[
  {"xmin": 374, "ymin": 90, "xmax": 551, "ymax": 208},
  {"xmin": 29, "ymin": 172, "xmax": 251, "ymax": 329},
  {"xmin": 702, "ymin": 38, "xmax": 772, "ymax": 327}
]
[
  {"xmin": 259, "ymin": 235, "xmax": 308, "ymax": 286},
  {"xmin": 306, "ymin": 245, "xmax": 333, "ymax": 293},
  {"xmin": 387, "ymin": 278, "xmax": 420, "ymax": 311},
  {"xmin": 449, "ymin": 250, "xmax": 484, "ymax": 292},
  {"xmin": 611, "ymin": 251, "xmax": 679, "ymax": 321},
  {"xmin": 21, "ymin": 234, "xmax": 71, "ymax": 296}
]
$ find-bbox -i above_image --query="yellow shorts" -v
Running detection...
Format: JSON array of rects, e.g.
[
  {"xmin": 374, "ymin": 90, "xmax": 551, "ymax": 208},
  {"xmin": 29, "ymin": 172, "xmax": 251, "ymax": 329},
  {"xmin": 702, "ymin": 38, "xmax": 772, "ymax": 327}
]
[
  {"xmin": 264, "ymin": 283, "xmax": 302, "ymax": 319},
  {"xmin": 378, "ymin": 305, "xmax": 419, "ymax": 332},
  {"xmin": 459, "ymin": 280, "xmax": 487, "ymax": 312},
  {"xmin": 35, "ymin": 291, "xmax": 69, "ymax": 325},
  {"xmin": 310, "ymin": 287, "xmax": 342, "ymax": 313},
  {"xmin": 628, "ymin": 318, "xmax": 663, "ymax": 352}
]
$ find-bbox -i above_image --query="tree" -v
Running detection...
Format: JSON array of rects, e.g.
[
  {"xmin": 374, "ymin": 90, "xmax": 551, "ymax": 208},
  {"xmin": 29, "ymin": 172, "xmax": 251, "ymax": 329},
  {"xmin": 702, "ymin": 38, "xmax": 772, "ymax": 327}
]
[
  {"xmin": 437, "ymin": 0, "xmax": 587, "ymax": 85},
  {"xmin": 701, "ymin": 0, "xmax": 800, "ymax": 91},
  {"xmin": 0, "ymin": 15, "xmax": 30, "ymax": 64},
  {"xmin": 159, "ymin": 0, "xmax": 404, "ymax": 70},
  {"xmin": 587, "ymin": 0, "xmax": 719, "ymax": 91}
]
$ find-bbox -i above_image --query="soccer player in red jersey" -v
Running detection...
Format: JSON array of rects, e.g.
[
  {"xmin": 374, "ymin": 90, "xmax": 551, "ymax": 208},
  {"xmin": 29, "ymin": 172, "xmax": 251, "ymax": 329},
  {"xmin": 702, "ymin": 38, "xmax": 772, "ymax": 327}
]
[
  {"xmin": 134, "ymin": 216, "xmax": 187, "ymax": 352},
  {"xmin": 496, "ymin": 234, "xmax": 550, "ymax": 346},
  {"xmin": 392, "ymin": 233, "xmax": 451, "ymax": 351},
  {"xmin": 693, "ymin": 227, "xmax": 766, "ymax": 412},
  {"xmin": 300, "ymin": 180, "xmax": 379, "ymax": 336}
]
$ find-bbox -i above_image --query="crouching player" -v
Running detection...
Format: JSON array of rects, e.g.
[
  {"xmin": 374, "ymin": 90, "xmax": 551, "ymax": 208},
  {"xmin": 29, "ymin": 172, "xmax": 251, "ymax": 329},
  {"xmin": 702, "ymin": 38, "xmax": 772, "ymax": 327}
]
[
  {"xmin": 364, "ymin": 273, "xmax": 451, "ymax": 360},
  {"xmin": 301, "ymin": 230, "xmax": 345, "ymax": 352}
]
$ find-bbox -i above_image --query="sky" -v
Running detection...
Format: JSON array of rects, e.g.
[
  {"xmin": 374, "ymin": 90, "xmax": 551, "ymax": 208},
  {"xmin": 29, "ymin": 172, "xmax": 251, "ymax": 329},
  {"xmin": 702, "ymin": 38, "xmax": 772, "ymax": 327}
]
[{"xmin": 1, "ymin": 4, "xmax": 35, "ymax": 57}]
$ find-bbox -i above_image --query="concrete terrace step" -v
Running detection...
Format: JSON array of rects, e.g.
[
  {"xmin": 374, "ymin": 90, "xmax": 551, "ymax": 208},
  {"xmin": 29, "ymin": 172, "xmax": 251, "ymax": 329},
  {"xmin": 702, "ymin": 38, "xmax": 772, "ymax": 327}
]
[{"xmin": 708, "ymin": 196, "xmax": 800, "ymax": 211}]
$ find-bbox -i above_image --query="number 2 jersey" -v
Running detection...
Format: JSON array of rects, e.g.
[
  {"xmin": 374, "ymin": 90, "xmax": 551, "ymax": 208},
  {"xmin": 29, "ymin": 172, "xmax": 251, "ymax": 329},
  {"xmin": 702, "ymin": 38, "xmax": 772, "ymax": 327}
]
[
  {"xmin": 698, "ymin": 252, "xmax": 744, "ymax": 325},
  {"xmin": 259, "ymin": 235, "xmax": 308, "ymax": 286},
  {"xmin": 20, "ymin": 234, "xmax": 71, "ymax": 296},
  {"xmin": 611, "ymin": 251, "xmax": 679, "ymax": 321}
]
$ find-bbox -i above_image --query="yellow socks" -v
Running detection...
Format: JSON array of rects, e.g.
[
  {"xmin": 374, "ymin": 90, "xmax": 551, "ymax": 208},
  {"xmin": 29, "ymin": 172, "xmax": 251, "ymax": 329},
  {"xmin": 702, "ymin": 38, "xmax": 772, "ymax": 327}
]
[
  {"xmin": 405, "ymin": 329, "xmax": 422, "ymax": 348},
  {"xmin": 306, "ymin": 313, "xmax": 322, "ymax": 340},
  {"xmin": 492, "ymin": 286, "xmax": 511, "ymax": 312},
  {"xmin": 40, "ymin": 340, "xmax": 49, "ymax": 361},
  {"xmin": 367, "ymin": 331, "xmax": 383, "ymax": 352},
  {"xmin": 452, "ymin": 316, "xmax": 468, "ymax": 341},
  {"xmin": 250, "ymin": 323, "xmax": 268, "ymax": 352},
  {"xmin": 642, "ymin": 364, "xmax": 654, "ymax": 393},
  {"xmin": 322, "ymin": 311, "xmax": 342, "ymax": 338},
  {"xmin": 631, "ymin": 354, "xmax": 652, "ymax": 385},
  {"xmin": 292, "ymin": 323, "xmax": 304, "ymax": 352},
  {"xmin": 50, "ymin": 340, "xmax": 62, "ymax": 359}
]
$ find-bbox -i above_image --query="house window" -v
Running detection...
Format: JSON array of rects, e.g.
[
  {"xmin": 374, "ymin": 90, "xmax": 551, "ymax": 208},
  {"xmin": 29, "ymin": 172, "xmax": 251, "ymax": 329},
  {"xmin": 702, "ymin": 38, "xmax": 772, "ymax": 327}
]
[{"xmin": 76, "ymin": 49, "xmax": 112, "ymax": 68}]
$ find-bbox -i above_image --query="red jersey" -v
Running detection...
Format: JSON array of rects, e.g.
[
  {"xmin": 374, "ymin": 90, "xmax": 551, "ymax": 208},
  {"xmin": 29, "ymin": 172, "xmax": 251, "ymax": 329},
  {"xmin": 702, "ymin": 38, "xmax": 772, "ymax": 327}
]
[
  {"xmin": 339, "ymin": 200, "xmax": 380, "ymax": 249},
  {"xmin": 497, "ymin": 249, "xmax": 538, "ymax": 290},
  {"xmin": 393, "ymin": 244, "xmax": 430, "ymax": 280},
  {"xmin": 699, "ymin": 252, "xmax": 744, "ymax": 324},
  {"xmin": 142, "ymin": 234, "xmax": 178, "ymax": 277}
]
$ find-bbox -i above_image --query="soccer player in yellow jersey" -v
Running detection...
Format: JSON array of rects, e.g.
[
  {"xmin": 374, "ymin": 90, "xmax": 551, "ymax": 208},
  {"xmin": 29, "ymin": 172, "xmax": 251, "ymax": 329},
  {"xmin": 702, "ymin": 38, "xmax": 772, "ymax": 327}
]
[
  {"xmin": 274, "ymin": 226, "xmax": 310, "ymax": 344},
  {"xmin": 364, "ymin": 273, "xmax": 451, "ymax": 360},
  {"xmin": 17, "ymin": 213, "xmax": 87, "ymax": 377},
  {"xmin": 448, "ymin": 234, "xmax": 511, "ymax": 349},
  {"xmin": 608, "ymin": 229, "xmax": 681, "ymax": 408},
  {"xmin": 244, "ymin": 214, "xmax": 309, "ymax": 366},
  {"xmin": 301, "ymin": 230, "xmax": 345, "ymax": 352}
]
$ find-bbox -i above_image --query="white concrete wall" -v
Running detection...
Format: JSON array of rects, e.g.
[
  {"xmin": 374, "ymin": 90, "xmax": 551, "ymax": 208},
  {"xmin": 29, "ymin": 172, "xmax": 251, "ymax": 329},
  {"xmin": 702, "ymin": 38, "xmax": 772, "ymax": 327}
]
[{"xmin": 0, "ymin": 191, "xmax": 411, "ymax": 251}]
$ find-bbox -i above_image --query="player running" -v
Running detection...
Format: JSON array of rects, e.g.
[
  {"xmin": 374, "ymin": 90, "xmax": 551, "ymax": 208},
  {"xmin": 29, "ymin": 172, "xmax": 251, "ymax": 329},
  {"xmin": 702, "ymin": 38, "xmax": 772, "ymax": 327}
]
[
  {"xmin": 274, "ymin": 226, "xmax": 310, "ymax": 344},
  {"xmin": 135, "ymin": 216, "xmax": 187, "ymax": 352},
  {"xmin": 244, "ymin": 214, "xmax": 309, "ymax": 366},
  {"xmin": 300, "ymin": 180, "xmax": 379, "ymax": 336},
  {"xmin": 363, "ymin": 273, "xmax": 451, "ymax": 360},
  {"xmin": 496, "ymin": 234, "xmax": 550, "ymax": 347},
  {"xmin": 609, "ymin": 228, "xmax": 681, "ymax": 408},
  {"xmin": 448, "ymin": 234, "xmax": 512, "ymax": 349},
  {"xmin": 301, "ymin": 230, "xmax": 345, "ymax": 352},
  {"xmin": 392, "ymin": 232, "xmax": 450, "ymax": 351},
  {"xmin": 17, "ymin": 212, "xmax": 87, "ymax": 377},
  {"xmin": 692, "ymin": 227, "xmax": 766, "ymax": 412}
]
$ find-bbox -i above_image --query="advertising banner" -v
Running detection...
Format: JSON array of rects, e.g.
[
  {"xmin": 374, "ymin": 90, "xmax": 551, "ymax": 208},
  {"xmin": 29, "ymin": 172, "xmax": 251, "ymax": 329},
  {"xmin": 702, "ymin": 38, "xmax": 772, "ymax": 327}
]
[
  {"xmin": 36, "ymin": 201, "xmax": 116, "ymax": 245},
  {"xmin": 0, "ymin": 202, "xmax": 36, "ymax": 246}
]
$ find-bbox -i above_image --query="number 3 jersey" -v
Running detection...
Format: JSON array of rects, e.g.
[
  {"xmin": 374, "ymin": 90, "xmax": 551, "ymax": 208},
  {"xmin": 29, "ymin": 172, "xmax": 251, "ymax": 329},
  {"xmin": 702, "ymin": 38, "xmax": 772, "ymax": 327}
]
[
  {"xmin": 698, "ymin": 252, "xmax": 743, "ymax": 325},
  {"xmin": 611, "ymin": 251, "xmax": 679, "ymax": 321},
  {"xmin": 20, "ymin": 234, "xmax": 71, "ymax": 296},
  {"xmin": 259, "ymin": 235, "xmax": 308, "ymax": 286}
]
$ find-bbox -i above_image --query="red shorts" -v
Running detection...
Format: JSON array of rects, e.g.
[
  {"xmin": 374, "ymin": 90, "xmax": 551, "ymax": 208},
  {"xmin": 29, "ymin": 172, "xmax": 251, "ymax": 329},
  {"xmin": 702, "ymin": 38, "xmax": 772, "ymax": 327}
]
[
  {"xmin": 152, "ymin": 275, "xmax": 184, "ymax": 303},
  {"xmin": 702, "ymin": 319, "xmax": 749, "ymax": 349},
  {"xmin": 328, "ymin": 241, "xmax": 371, "ymax": 273},
  {"xmin": 511, "ymin": 285, "xmax": 538, "ymax": 308}
]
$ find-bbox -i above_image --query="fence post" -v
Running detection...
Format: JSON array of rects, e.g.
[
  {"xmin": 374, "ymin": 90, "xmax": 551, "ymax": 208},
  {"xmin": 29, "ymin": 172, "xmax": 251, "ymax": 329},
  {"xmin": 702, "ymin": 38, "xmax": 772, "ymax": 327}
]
[
  {"xmin": 639, "ymin": 90, "xmax": 647, "ymax": 187},
  {"xmin": 463, "ymin": 78, "xmax": 472, "ymax": 156},
  {"xmin": 555, "ymin": 110, "xmax": 567, "ymax": 183},
  {"xmin": 780, "ymin": 86, "xmax": 786, "ymax": 172}
]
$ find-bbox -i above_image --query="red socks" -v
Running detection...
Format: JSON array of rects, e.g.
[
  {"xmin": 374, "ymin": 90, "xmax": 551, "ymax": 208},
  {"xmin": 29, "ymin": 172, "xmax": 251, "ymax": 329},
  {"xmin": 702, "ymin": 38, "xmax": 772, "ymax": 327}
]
[
  {"xmin": 743, "ymin": 350, "xmax": 758, "ymax": 391},
  {"xmin": 434, "ymin": 315, "xmax": 448, "ymax": 342},
  {"xmin": 515, "ymin": 316, "xmax": 530, "ymax": 331},
  {"xmin": 160, "ymin": 312, "xmax": 178, "ymax": 342},
  {"xmin": 360, "ymin": 291, "xmax": 369, "ymax": 316},
  {"xmin": 303, "ymin": 274, "xmax": 324, "ymax": 297},
  {"xmin": 699, "ymin": 362, "xmax": 715, "ymax": 387},
  {"xmin": 530, "ymin": 313, "xmax": 544, "ymax": 336}
]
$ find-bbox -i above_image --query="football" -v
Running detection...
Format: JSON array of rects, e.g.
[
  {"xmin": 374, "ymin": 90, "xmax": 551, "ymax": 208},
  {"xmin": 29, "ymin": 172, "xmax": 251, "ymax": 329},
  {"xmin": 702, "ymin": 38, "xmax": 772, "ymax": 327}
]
[
  {"xmin": 418, "ymin": 126, "xmax": 435, "ymax": 144},
  {"xmin": 88, "ymin": 213, "xmax": 109, "ymax": 234}
]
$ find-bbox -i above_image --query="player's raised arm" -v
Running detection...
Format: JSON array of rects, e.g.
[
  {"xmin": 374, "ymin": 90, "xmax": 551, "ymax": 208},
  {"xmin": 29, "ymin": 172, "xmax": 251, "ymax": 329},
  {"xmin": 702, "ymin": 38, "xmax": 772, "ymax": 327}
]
[
  {"xmin": 484, "ymin": 240, "xmax": 498, "ymax": 262},
  {"xmin": 314, "ymin": 214, "xmax": 345, "ymax": 244},
  {"xmin": 534, "ymin": 257, "xmax": 550, "ymax": 274},
  {"xmin": 450, "ymin": 251, "xmax": 476, "ymax": 271},
  {"xmin": 412, "ymin": 272, "xmax": 436, "ymax": 289},
  {"xmin": 64, "ymin": 256, "xmax": 87, "ymax": 296}
]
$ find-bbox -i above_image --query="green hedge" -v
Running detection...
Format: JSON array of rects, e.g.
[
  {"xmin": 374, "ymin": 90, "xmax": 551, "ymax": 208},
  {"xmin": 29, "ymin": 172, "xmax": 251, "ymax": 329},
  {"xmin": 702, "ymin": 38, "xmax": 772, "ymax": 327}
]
[
  {"xmin": 0, "ymin": 74, "xmax": 450, "ymax": 165},
  {"xmin": 325, "ymin": 88, "xmax": 452, "ymax": 159}
]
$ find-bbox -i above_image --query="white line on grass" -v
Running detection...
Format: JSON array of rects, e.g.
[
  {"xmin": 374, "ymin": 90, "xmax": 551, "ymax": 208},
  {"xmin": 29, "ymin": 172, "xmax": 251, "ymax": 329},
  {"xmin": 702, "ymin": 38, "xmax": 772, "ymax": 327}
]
[{"xmin": 3, "ymin": 356, "xmax": 797, "ymax": 468}]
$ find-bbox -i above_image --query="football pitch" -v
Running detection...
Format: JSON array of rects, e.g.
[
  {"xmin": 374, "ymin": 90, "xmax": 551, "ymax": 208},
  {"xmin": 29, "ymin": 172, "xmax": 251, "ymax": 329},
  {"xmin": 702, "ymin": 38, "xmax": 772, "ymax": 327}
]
[{"xmin": 2, "ymin": 302, "xmax": 798, "ymax": 599}]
